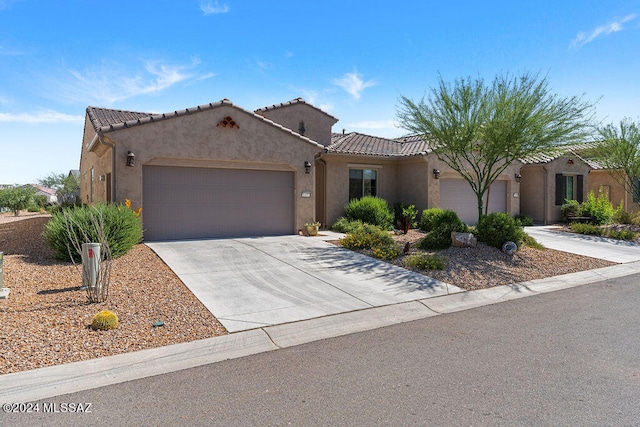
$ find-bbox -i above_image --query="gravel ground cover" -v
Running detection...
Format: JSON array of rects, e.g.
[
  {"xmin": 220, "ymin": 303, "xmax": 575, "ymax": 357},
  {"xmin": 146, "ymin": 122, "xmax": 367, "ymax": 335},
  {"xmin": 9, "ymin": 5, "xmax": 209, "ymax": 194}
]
[
  {"xmin": 362, "ymin": 229, "xmax": 616, "ymax": 291},
  {"xmin": 0, "ymin": 213, "xmax": 227, "ymax": 375},
  {"xmin": 0, "ymin": 212, "xmax": 618, "ymax": 374}
]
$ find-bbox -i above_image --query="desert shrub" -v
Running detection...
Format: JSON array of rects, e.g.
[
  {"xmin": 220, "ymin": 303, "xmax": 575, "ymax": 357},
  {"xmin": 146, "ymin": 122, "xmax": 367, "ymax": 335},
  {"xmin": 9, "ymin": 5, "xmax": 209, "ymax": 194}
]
[
  {"xmin": 371, "ymin": 244, "xmax": 402, "ymax": 261},
  {"xmin": 477, "ymin": 212, "xmax": 525, "ymax": 249},
  {"xmin": 416, "ymin": 210, "xmax": 467, "ymax": 250},
  {"xmin": 581, "ymin": 189, "xmax": 614, "ymax": 225},
  {"xmin": 569, "ymin": 222, "xmax": 602, "ymax": 236},
  {"xmin": 330, "ymin": 217, "xmax": 364, "ymax": 233},
  {"xmin": 522, "ymin": 233, "xmax": 545, "ymax": 250},
  {"xmin": 394, "ymin": 202, "xmax": 418, "ymax": 232},
  {"xmin": 91, "ymin": 310, "xmax": 119, "ymax": 331},
  {"xmin": 513, "ymin": 214, "xmax": 534, "ymax": 226},
  {"xmin": 606, "ymin": 230, "xmax": 637, "ymax": 240},
  {"xmin": 612, "ymin": 203, "xmax": 633, "ymax": 224},
  {"xmin": 340, "ymin": 224, "xmax": 394, "ymax": 250},
  {"xmin": 44, "ymin": 203, "xmax": 143, "ymax": 262},
  {"xmin": 404, "ymin": 253, "xmax": 447, "ymax": 270},
  {"xmin": 419, "ymin": 208, "xmax": 466, "ymax": 233},
  {"xmin": 27, "ymin": 204, "xmax": 41, "ymax": 212},
  {"xmin": 560, "ymin": 199, "xmax": 583, "ymax": 222},
  {"xmin": 344, "ymin": 196, "xmax": 393, "ymax": 229}
]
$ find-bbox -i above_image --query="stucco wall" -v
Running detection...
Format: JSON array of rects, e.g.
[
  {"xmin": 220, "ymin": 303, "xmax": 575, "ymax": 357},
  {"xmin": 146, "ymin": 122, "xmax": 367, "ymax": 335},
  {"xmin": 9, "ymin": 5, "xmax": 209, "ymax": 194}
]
[
  {"xmin": 81, "ymin": 105, "xmax": 322, "ymax": 234},
  {"xmin": 79, "ymin": 116, "xmax": 113, "ymax": 204},
  {"xmin": 257, "ymin": 103, "xmax": 337, "ymax": 146},
  {"xmin": 395, "ymin": 158, "xmax": 430, "ymax": 213},
  {"xmin": 588, "ymin": 170, "xmax": 639, "ymax": 213},
  {"xmin": 521, "ymin": 155, "xmax": 591, "ymax": 224},
  {"xmin": 519, "ymin": 164, "xmax": 545, "ymax": 223},
  {"xmin": 321, "ymin": 155, "xmax": 399, "ymax": 225}
]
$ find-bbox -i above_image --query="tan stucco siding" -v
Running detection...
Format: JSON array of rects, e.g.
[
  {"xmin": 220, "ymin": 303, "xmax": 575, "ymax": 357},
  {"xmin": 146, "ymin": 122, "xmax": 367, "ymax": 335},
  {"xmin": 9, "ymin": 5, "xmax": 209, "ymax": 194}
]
[
  {"xmin": 79, "ymin": 116, "xmax": 113, "ymax": 204},
  {"xmin": 322, "ymin": 155, "xmax": 399, "ymax": 225},
  {"xmin": 519, "ymin": 164, "xmax": 545, "ymax": 223},
  {"xmin": 257, "ymin": 103, "xmax": 337, "ymax": 146},
  {"xmin": 83, "ymin": 106, "xmax": 321, "ymax": 234},
  {"xmin": 588, "ymin": 170, "xmax": 639, "ymax": 213},
  {"xmin": 396, "ymin": 158, "xmax": 429, "ymax": 213}
]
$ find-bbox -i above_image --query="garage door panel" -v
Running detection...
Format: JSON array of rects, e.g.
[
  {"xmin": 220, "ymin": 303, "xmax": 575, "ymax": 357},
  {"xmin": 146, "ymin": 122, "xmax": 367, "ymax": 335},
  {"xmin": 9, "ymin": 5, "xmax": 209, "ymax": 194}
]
[
  {"xmin": 440, "ymin": 179, "xmax": 507, "ymax": 225},
  {"xmin": 143, "ymin": 166, "xmax": 294, "ymax": 240}
]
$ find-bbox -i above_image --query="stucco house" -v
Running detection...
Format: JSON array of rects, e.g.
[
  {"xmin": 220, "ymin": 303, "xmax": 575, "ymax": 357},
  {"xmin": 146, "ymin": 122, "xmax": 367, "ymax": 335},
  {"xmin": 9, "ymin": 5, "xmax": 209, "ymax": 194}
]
[
  {"xmin": 79, "ymin": 97, "xmax": 521, "ymax": 241},
  {"xmin": 519, "ymin": 143, "xmax": 639, "ymax": 224}
]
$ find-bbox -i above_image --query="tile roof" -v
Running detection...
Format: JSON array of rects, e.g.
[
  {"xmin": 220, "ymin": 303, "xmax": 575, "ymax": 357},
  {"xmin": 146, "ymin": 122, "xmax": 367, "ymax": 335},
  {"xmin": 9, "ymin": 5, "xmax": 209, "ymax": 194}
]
[
  {"xmin": 519, "ymin": 142, "xmax": 604, "ymax": 169},
  {"xmin": 85, "ymin": 100, "xmax": 323, "ymax": 148},
  {"xmin": 255, "ymin": 97, "xmax": 339, "ymax": 122},
  {"xmin": 326, "ymin": 132, "xmax": 432, "ymax": 157}
]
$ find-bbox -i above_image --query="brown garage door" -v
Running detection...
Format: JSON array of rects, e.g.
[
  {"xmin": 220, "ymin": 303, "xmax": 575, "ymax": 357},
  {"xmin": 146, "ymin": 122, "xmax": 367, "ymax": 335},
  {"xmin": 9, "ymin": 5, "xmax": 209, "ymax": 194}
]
[{"xmin": 143, "ymin": 166, "xmax": 294, "ymax": 240}]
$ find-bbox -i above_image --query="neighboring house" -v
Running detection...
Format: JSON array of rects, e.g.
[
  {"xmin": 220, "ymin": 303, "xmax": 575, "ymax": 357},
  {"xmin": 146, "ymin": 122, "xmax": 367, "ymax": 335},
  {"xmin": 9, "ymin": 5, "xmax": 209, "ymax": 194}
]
[
  {"xmin": 519, "ymin": 143, "xmax": 639, "ymax": 224},
  {"xmin": 23, "ymin": 184, "xmax": 58, "ymax": 204},
  {"xmin": 79, "ymin": 97, "xmax": 521, "ymax": 241}
]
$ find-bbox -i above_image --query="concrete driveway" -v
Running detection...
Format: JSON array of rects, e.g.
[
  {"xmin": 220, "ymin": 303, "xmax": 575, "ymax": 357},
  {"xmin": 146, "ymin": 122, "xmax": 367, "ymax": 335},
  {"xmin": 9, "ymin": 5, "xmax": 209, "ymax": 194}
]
[
  {"xmin": 524, "ymin": 226, "xmax": 640, "ymax": 263},
  {"xmin": 146, "ymin": 234, "xmax": 462, "ymax": 332}
]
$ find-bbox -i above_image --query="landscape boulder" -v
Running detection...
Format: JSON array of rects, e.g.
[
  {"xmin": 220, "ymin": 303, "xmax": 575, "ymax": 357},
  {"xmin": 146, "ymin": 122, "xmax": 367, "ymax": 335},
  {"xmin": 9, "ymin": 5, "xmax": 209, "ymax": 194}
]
[{"xmin": 451, "ymin": 232, "xmax": 477, "ymax": 248}]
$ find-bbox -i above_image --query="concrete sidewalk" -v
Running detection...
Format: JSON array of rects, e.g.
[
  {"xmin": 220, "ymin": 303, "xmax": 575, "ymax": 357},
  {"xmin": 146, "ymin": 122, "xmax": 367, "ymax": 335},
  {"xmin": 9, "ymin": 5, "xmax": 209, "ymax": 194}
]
[
  {"xmin": 524, "ymin": 226, "xmax": 640, "ymax": 263},
  {"xmin": 3, "ymin": 260, "xmax": 640, "ymax": 404}
]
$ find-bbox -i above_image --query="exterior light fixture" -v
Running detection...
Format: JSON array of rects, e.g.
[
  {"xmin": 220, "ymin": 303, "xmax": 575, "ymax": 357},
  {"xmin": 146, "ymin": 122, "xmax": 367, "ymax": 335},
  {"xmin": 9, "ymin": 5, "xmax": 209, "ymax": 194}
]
[
  {"xmin": 126, "ymin": 151, "xmax": 135, "ymax": 167},
  {"xmin": 304, "ymin": 161, "xmax": 312, "ymax": 174},
  {"xmin": 515, "ymin": 173, "xmax": 522, "ymax": 183},
  {"xmin": 433, "ymin": 168, "xmax": 440, "ymax": 179},
  {"xmin": 298, "ymin": 120, "xmax": 306, "ymax": 136}
]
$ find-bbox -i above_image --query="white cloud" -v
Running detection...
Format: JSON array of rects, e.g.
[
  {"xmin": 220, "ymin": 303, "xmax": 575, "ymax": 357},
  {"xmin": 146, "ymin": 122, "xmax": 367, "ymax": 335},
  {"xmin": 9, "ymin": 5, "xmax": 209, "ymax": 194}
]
[
  {"xmin": 53, "ymin": 59, "xmax": 210, "ymax": 105},
  {"xmin": 332, "ymin": 72, "xmax": 376, "ymax": 99},
  {"xmin": 200, "ymin": 1, "xmax": 228, "ymax": 15},
  {"xmin": 0, "ymin": 110, "xmax": 83, "ymax": 123},
  {"xmin": 571, "ymin": 14, "xmax": 637, "ymax": 49}
]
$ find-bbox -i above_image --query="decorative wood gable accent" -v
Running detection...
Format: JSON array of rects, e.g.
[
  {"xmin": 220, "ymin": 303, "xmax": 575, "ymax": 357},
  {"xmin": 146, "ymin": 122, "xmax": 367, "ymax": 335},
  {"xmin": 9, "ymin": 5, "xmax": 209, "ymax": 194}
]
[{"xmin": 217, "ymin": 116, "xmax": 240, "ymax": 129}]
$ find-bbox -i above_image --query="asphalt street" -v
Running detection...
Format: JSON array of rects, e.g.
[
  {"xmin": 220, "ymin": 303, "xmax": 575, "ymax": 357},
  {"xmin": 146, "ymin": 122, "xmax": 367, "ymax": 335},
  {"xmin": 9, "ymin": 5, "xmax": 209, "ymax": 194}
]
[{"xmin": 4, "ymin": 273, "xmax": 639, "ymax": 426}]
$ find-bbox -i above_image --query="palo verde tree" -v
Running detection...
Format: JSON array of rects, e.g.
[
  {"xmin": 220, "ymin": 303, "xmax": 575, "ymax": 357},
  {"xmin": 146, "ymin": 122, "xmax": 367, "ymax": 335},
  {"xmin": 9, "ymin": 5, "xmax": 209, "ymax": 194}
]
[
  {"xmin": 594, "ymin": 118, "xmax": 640, "ymax": 207},
  {"xmin": 397, "ymin": 72, "xmax": 594, "ymax": 222}
]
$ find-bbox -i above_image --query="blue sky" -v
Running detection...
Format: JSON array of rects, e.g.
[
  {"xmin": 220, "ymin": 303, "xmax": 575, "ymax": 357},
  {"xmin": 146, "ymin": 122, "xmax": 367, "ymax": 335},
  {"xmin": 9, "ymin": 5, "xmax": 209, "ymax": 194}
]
[{"xmin": 0, "ymin": 0, "xmax": 639, "ymax": 184}]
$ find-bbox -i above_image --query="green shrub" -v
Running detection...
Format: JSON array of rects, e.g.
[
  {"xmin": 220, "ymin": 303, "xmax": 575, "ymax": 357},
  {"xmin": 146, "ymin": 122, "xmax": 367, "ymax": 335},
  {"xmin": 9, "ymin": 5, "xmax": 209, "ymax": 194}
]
[
  {"xmin": 416, "ymin": 209, "xmax": 467, "ymax": 250},
  {"xmin": 560, "ymin": 199, "xmax": 583, "ymax": 222},
  {"xmin": 27, "ymin": 204, "xmax": 41, "ymax": 212},
  {"xmin": 344, "ymin": 196, "xmax": 394, "ymax": 229},
  {"xmin": 43, "ymin": 203, "xmax": 143, "ymax": 262},
  {"xmin": 612, "ymin": 202, "xmax": 633, "ymax": 224},
  {"xmin": 581, "ymin": 189, "xmax": 614, "ymax": 225},
  {"xmin": 340, "ymin": 224, "xmax": 394, "ymax": 250},
  {"xmin": 330, "ymin": 217, "xmax": 364, "ymax": 233},
  {"xmin": 371, "ymin": 244, "xmax": 402, "ymax": 261},
  {"xmin": 404, "ymin": 254, "xmax": 447, "ymax": 270},
  {"xmin": 477, "ymin": 212, "xmax": 525, "ymax": 249},
  {"xmin": 569, "ymin": 222, "xmax": 603, "ymax": 236},
  {"xmin": 606, "ymin": 230, "xmax": 637, "ymax": 240},
  {"xmin": 419, "ymin": 209, "xmax": 466, "ymax": 232},
  {"xmin": 522, "ymin": 233, "xmax": 545, "ymax": 250},
  {"xmin": 513, "ymin": 214, "xmax": 534, "ymax": 226},
  {"xmin": 394, "ymin": 202, "xmax": 418, "ymax": 232}
]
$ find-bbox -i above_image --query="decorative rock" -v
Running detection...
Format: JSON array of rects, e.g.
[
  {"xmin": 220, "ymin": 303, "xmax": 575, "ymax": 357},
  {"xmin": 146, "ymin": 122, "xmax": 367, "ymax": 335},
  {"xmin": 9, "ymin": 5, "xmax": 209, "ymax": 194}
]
[
  {"xmin": 451, "ymin": 232, "xmax": 477, "ymax": 248},
  {"xmin": 502, "ymin": 241, "xmax": 518, "ymax": 255}
]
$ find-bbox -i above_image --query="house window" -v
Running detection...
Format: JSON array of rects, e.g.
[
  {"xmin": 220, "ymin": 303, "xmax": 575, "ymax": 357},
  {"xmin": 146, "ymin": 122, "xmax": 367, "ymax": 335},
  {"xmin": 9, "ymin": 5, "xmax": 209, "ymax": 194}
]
[
  {"xmin": 555, "ymin": 173, "xmax": 583, "ymax": 205},
  {"xmin": 349, "ymin": 169, "xmax": 377, "ymax": 200},
  {"xmin": 633, "ymin": 177, "xmax": 640, "ymax": 203}
]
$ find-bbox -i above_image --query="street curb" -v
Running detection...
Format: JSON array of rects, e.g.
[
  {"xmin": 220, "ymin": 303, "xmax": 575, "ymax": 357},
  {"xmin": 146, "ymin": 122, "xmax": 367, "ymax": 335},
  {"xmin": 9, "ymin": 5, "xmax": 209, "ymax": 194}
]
[{"xmin": 2, "ymin": 261, "xmax": 640, "ymax": 404}]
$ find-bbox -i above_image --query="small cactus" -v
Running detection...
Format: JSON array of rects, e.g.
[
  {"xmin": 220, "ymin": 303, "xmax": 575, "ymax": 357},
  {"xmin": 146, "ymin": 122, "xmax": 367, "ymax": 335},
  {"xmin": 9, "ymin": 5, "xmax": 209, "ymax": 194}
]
[{"xmin": 91, "ymin": 310, "xmax": 119, "ymax": 331}]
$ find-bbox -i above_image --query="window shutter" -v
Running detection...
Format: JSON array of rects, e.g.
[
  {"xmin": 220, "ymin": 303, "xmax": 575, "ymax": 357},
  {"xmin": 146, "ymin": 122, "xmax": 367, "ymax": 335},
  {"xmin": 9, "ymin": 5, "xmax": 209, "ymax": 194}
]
[
  {"xmin": 576, "ymin": 175, "xmax": 584, "ymax": 203},
  {"xmin": 555, "ymin": 174, "xmax": 564, "ymax": 205}
]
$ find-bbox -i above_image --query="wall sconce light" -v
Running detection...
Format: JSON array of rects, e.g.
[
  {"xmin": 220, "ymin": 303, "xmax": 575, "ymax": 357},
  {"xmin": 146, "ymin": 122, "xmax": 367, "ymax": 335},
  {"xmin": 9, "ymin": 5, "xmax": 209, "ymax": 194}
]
[
  {"xmin": 433, "ymin": 168, "xmax": 440, "ymax": 179},
  {"xmin": 126, "ymin": 151, "xmax": 135, "ymax": 167},
  {"xmin": 567, "ymin": 159, "xmax": 574, "ymax": 165},
  {"xmin": 298, "ymin": 120, "xmax": 306, "ymax": 136},
  {"xmin": 304, "ymin": 161, "xmax": 312, "ymax": 174},
  {"xmin": 515, "ymin": 173, "xmax": 522, "ymax": 183}
]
